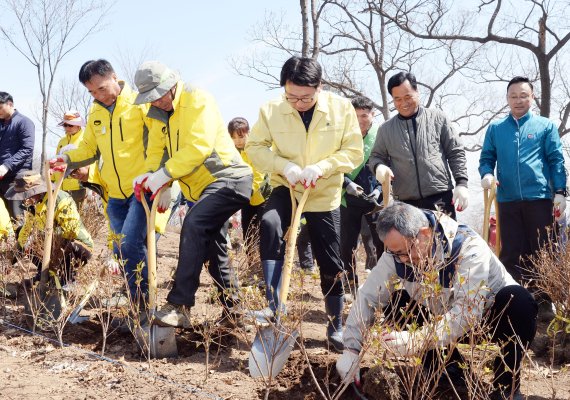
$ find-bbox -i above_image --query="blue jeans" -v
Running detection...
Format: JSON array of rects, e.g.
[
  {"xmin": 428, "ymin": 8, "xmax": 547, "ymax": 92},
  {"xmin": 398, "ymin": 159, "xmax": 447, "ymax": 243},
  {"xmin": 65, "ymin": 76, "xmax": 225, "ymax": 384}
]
[{"xmin": 106, "ymin": 194, "xmax": 148, "ymax": 300}]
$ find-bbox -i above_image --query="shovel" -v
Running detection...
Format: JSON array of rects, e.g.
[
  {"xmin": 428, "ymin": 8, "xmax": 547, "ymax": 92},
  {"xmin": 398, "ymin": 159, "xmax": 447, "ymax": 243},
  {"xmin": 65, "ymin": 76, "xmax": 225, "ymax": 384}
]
[
  {"xmin": 24, "ymin": 161, "xmax": 67, "ymax": 330},
  {"xmin": 249, "ymin": 187, "xmax": 312, "ymax": 379},
  {"xmin": 135, "ymin": 188, "xmax": 178, "ymax": 358}
]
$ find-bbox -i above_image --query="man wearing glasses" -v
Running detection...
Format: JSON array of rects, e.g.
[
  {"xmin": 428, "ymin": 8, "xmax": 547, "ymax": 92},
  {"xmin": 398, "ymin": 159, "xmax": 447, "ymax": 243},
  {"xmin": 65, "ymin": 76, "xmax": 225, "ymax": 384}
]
[
  {"xmin": 337, "ymin": 202, "xmax": 536, "ymax": 400},
  {"xmin": 246, "ymin": 56, "xmax": 363, "ymax": 352}
]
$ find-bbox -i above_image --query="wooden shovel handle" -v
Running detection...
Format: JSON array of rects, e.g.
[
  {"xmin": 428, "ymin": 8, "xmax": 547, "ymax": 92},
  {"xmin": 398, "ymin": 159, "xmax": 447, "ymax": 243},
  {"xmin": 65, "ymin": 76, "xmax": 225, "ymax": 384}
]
[
  {"xmin": 278, "ymin": 187, "xmax": 312, "ymax": 309},
  {"xmin": 382, "ymin": 170, "xmax": 391, "ymax": 207},
  {"xmin": 39, "ymin": 160, "xmax": 66, "ymax": 289},
  {"xmin": 140, "ymin": 187, "xmax": 164, "ymax": 310}
]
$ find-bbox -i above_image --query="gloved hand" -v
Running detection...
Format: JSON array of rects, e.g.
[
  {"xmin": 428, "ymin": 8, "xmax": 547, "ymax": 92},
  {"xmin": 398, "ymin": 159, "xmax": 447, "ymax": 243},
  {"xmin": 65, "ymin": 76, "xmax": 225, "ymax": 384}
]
[
  {"xmin": 345, "ymin": 182, "xmax": 363, "ymax": 196},
  {"xmin": 481, "ymin": 174, "xmax": 496, "ymax": 189},
  {"xmin": 0, "ymin": 164, "xmax": 8, "ymax": 179},
  {"xmin": 382, "ymin": 330, "xmax": 422, "ymax": 357},
  {"xmin": 554, "ymin": 193, "xmax": 567, "ymax": 221},
  {"xmin": 452, "ymin": 185, "xmax": 469, "ymax": 211},
  {"xmin": 157, "ymin": 187, "xmax": 172, "ymax": 213},
  {"xmin": 143, "ymin": 168, "xmax": 171, "ymax": 199},
  {"xmin": 58, "ymin": 143, "xmax": 77, "ymax": 155},
  {"xmin": 133, "ymin": 172, "xmax": 152, "ymax": 201},
  {"xmin": 300, "ymin": 164, "xmax": 322, "ymax": 188},
  {"xmin": 105, "ymin": 255, "xmax": 121, "ymax": 275},
  {"xmin": 370, "ymin": 188, "xmax": 381, "ymax": 201},
  {"xmin": 49, "ymin": 157, "xmax": 67, "ymax": 172},
  {"xmin": 283, "ymin": 162, "xmax": 303, "ymax": 186},
  {"xmin": 336, "ymin": 349, "xmax": 361, "ymax": 385},
  {"xmin": 375, "ymin": 165, "xmax": 394, "ymax": 184}
]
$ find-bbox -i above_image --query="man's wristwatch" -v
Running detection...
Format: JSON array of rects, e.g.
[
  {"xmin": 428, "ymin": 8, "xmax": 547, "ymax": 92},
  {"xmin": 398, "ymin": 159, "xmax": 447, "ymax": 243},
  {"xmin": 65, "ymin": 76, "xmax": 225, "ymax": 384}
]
[{"xmin": 555, "ymin": 189, "xmax": 567, "ymax": 197}]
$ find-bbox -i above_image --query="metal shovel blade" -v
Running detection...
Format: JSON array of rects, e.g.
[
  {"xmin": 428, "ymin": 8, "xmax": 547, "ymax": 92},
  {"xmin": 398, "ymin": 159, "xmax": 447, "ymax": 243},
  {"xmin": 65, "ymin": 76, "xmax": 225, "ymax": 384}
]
[
  {"xmin": 133, "ymin": 321, "xmax": 178, "ymax": 359},
  {"xmin": 24, "ymin": 288, "xmax": 63, "ymax": 330},
  {"xmin": 249, "ymin": 321, "xmax": 298, "ymax": 379}
]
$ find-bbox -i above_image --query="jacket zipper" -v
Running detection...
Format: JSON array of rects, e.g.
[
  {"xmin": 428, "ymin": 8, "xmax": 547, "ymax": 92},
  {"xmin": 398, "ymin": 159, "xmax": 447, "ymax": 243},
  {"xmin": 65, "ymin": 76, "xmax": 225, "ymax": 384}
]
[
  {"xmin": 515, "ymin": 118, "xmax": 523, "ymax": 200},
  {"xmin": 406, "ymin": 119, "xmax": 423, "ymax": 199},
  {"xmin": 119, "ymin": 118, "xmax": 124, "ymax": 141},
  {"xmin": 109, "ymin": 111, "xmax": 127, "ymax": 198}
]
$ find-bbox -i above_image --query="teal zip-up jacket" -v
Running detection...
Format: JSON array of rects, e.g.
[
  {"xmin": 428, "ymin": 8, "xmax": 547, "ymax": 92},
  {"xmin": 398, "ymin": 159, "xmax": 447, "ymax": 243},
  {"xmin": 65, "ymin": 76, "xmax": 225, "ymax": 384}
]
[{"xmin": 479, "ymin": 111, "xmax": 566, "ymax": 203}]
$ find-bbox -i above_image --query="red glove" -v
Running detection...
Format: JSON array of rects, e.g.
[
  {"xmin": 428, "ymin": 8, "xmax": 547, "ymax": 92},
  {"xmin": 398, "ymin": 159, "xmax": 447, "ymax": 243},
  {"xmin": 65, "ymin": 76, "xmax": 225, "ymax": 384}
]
[{"xmin": 49, "ymin": 157, "xmax": 67, "ymax": 172}]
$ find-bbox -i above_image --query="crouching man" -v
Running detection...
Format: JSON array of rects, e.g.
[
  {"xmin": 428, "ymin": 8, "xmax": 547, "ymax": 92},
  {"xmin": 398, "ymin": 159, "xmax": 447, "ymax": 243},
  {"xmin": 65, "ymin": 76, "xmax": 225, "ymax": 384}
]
[
  {"xmin": 336, "ymin": 202, "xmax": 536, "ymax": 400},
  {"xmin": 6, "ymin": 171, "xmax": 93, "ymax": 287}
]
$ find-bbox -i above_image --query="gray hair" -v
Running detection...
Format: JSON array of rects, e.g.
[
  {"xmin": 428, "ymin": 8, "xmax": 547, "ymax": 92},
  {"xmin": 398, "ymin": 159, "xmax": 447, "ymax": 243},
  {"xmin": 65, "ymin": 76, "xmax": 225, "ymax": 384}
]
[{"xmin": 376, "ymin": 202, "xmax": 429, "ymax": 240}]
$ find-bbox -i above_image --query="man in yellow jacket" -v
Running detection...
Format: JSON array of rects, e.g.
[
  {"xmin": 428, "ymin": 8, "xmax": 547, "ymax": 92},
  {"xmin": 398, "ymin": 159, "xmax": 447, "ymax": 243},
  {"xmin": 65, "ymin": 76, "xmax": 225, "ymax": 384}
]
[
  {"xmin": 53, "ymin": 59, "xmax": 154, "ymax": 305},
  {"xmin": 245, "ymin": 56, "xmax": 363, "ymax": 352},
  {"xmin": 132, "ymin": 61, "xmax": 252, "ymax": 327},
  {"xmin": 5, "ymin": 171, "xmax": 93, "ymax": 286},
  {"xmin": 52, "ymin": 110, "xmax": 89, "ymax": 208}
]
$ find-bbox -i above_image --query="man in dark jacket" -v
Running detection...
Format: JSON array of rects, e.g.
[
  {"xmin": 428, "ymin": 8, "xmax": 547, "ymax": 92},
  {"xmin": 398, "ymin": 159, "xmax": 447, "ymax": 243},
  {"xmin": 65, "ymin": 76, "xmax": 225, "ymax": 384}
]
[
  {"xmin": 369, "ymin": 72, "xmax": 468, "ymax": 219},
  {"xmin": 0, "ymin": 92, "xmax": 35, "ymax": 221},
  {"xmin": 341, "ymin": 96, "xmax": 384, "ymax": 293}
]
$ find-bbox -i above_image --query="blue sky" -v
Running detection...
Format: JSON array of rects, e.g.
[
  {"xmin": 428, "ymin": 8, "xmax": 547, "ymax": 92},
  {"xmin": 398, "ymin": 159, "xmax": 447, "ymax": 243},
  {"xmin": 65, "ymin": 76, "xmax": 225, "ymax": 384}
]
[{"xmin": 0, "ymin": 0, "xmax": 297, "ymax": 148}]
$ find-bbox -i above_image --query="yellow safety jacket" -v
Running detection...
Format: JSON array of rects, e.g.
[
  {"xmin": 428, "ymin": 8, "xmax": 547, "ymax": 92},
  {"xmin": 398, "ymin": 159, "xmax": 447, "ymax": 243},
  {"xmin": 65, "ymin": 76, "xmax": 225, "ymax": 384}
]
[
  {"xmin": 246, "ymin": 91, "xmax": 363, "ymax": 212},
  {"xmin": 18, "ymin": 191, "xmax": 93, "ymax": 249},
  {"xmin": 0, "ymin": 199, "xmax": 13, "ymax": 239},
  {"xmin": 240, "ymin": 149, "xmax": 268, "ymax": 206},
  {"xmin": 53, "ymin": 129, "xmax": 86, "ymax": 192},
  {"xmin": 144, "ymin": 81, "xmax": 251, "ymax": 201},
  {"xmin": 64, "ymin": 82, "xmax": 148, "ymax": 199}
]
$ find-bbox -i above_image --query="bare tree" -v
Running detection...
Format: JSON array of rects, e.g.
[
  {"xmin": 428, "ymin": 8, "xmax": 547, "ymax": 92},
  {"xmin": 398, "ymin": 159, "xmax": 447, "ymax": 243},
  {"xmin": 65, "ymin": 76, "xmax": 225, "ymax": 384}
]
[
  {"xmin": 0, "ymin": 0, "xmax": 110, "ymax": 165},
  {"xmin": 377, "ymin": 0, "xmax": 570, "ymax": 135},
  {"xmin": 115, "ymin": 44, "xmax": 158, "ymax": 89}
]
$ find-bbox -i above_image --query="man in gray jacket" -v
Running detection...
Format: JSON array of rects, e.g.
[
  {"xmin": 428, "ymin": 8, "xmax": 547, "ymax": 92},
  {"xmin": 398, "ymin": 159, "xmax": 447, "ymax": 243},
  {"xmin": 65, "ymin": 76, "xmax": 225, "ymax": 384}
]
[
  {"xmin": 336, "ymin": 202, "xmax": 536, "ymax": 400},
  {"xmin": 369, "ymin": 72, "xmax": 468, "ymax": 219}
]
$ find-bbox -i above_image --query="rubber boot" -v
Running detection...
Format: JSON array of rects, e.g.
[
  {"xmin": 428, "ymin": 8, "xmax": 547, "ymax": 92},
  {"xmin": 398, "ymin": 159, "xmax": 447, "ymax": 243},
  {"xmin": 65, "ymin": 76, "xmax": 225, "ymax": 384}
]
[
  {"xmin": 249, "ymin": 260, "xmax": 284, "ymax": 324},
  {"xmin": 325, "ymin": 295, "xmax": 344, "ymax": 352}
]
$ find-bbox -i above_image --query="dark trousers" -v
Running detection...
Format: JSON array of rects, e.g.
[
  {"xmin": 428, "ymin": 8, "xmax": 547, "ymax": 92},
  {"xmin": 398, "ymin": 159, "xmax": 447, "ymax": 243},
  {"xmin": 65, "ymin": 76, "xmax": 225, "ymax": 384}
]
[
  {"xmin": 167, "ymin": 175, "xmax": 252, "ymax": 308},
  {"xmin": 241, "ymin": 202, "xmax": 264, "ymax": 264},
  {"xmin": 340, "ymin": 203, "xmax": 384, "ymax": 287},
  {"xmin": 260, "ymin": 186, "xmax": 344, "ymax": 296},
  {"xmin": 297, "ymin": 221, "xmax": 315, "ymax": 269},
  {"xmin": 403, "ymin": 189, "xmax": 455, "ymax": 220},
  {"xmin": 0, "ymin": 178, "xmax": 23, "ymax": 222},
  {"xmin": 360, "ymin": 217, "xmax": 376, "ymax": 270},
  {"xmin": 384, "ymin": 285, "xmax": 537, "ymax": 392},
  {"xmin": 498, "ymin": 199, "xmax": 553, "ymax": 283},
  {"xmin": 69, "ymin": 188, "xmax": 87, "ymax": 210}
]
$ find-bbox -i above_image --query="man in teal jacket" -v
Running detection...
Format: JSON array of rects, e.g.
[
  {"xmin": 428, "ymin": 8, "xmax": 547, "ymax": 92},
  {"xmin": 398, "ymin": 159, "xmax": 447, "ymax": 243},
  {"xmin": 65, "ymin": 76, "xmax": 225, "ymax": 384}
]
[{"xmin": 479, "ymin": 76, "xmax": 566, "ymax": 317}]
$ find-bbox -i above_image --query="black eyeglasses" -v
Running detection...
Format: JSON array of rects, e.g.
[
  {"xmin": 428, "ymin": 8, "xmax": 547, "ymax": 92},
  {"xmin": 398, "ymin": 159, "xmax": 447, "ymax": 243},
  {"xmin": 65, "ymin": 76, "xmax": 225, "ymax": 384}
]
[
  {"xmin": 284, "ymin": 95, "xmax": 315, "ymax": 104},
  {"xmin": 385, "ymin": 239, "xmax": 417, "ymax": 260},
  {"xmin": 62, "ymin": 123, "xmax": 74, "ymax": 128}
]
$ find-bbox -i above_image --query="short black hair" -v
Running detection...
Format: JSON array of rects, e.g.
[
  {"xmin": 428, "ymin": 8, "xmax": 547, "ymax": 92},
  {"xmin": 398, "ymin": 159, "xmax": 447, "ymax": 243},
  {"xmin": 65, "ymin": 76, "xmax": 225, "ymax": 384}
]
[
  {"xmin": 0, "ymin": 92, "xmax": 14, "ymax": 104},
  {"xmin": 507, "ymin": 76, "xmax": 533, "ymax": 92},
  {"xmin": 351, "ymin": 95, "xmax": 374, "ymax": 111},
  {"xmin": 387, "ymin": 72, "xmax": 418, "ymax": 96},
  {"xmin": 280, "ymin": 56, "xmax": 322, "ymax": 87},
  {"xmin": 228, "ymin": 117, "xmax": 249, "ymax": 135},
  {"xmin": 78, "ymin": 59, "xmax": 115, "ymax": 84}
]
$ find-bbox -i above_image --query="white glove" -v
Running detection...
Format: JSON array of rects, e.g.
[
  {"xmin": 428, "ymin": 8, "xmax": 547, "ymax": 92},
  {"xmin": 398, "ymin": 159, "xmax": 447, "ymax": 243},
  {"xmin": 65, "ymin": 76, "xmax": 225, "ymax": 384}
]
[
  {"xmin": 452, "ymin": 185, "xmax": 469, "ymax": 212},
  {"xmin": 300, "ymin": 164, "xmax": 322, "ymax": 188},
  {"xmin": 375, "ymin": 165, "xmax": 394, "ymax": 184},
  {"xmin": 58, "ymin": 143, "xmax": 77, "ymax": 155},
  {"xmin": 157, "ymin": 187, "xmax": 172, "ymax": 213},
  {"xmin": 554, "ymin": 193, "xmax": 567, "ymax": 222},
  {"xmin": 0, "ymin": 164, "xmax": 8, "ymax": 179},
  {"xmin": 345, "ymin": 182, "xmax": 363, "ymax": 196},
  {"xmin": 133, "ymin": 172, "xmax": 152, "ymax": 191},
  {"xmin": 382, "ymin": 330, "xmax": 422, "ymax": 357},
  {"xmin": 144, "ymin": 168, "xmax": 171, "ymax": 194},
  {"xmin": 336, "ymin": 349, "xmax": 361, "ymax": 385},
  {"xmin": 481, "ymin": 174, "xmax": 496, "ymax": 189},
  {"xmin": 283, "ymin": 162, "xmax": 303, "ymax": 186},
  {"xmin": 370, "ymin": 188, "xmax": 381, "ymax": 201},
  {"xmin": 106, "ymin": 256, "xmax": 121, "ymax": 275}
]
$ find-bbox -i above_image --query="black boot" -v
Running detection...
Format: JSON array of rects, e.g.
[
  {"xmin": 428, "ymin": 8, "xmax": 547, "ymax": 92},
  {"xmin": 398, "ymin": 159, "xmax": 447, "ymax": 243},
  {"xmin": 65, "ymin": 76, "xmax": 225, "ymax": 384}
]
[{"xmin": 324, "ymin": 295, "xmax": 344, "ymax": 352}]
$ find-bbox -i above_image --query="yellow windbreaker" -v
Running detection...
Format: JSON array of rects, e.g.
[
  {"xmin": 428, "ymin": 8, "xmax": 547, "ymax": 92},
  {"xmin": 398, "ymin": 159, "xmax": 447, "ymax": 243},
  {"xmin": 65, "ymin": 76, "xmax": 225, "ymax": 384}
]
[
  {"xmin": 240, "ymin": 149, "xmax": 267, "ymax": 206},
  {"xmin": 18, "ymin": 191, "xmax": 93, "ymax": 249},
  {"xmin": 53, "ymin": 128, "xmax": 86, "ymax": 191},
  {"xmin": 0, "ymin": 199, "xmax": 13, "ymax": 239},
  {"xmin": 246, "ymin": 91, "xmax": 363, "ymax": 212},
  {"xmin": 64, "ymin": 82, "xmax": 148, "ymax": 199},
  {"xmin": 144, "ymin": 82, "xmax": 251, "ymax": 202}
]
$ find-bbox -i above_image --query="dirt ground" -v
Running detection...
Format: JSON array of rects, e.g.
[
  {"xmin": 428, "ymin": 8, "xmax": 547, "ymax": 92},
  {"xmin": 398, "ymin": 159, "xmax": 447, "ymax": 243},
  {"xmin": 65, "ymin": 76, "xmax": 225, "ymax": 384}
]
[{"xmin": 1, "ymin": 227, "xmax": 570, "ymax": 400}]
